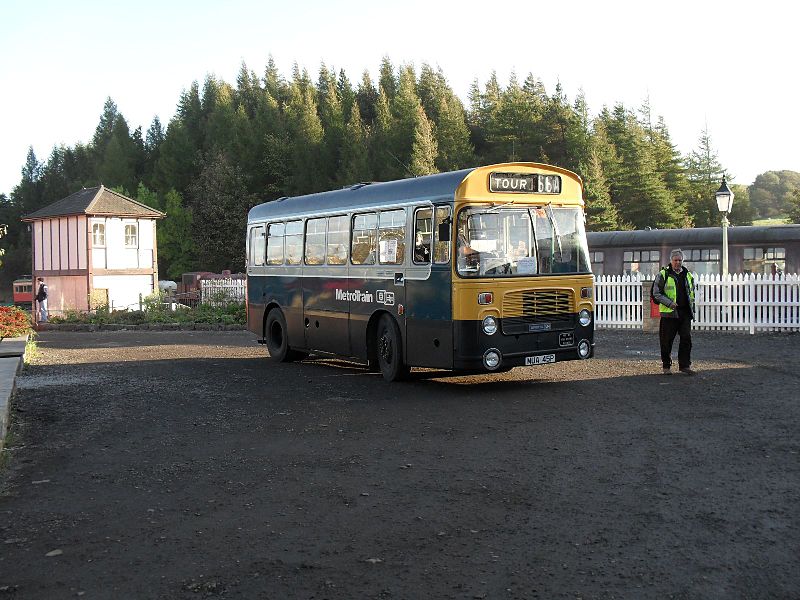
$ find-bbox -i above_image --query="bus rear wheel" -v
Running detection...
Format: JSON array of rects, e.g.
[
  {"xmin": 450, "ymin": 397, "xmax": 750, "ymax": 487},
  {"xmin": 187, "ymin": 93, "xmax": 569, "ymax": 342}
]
[
  {"xmin": 265, "ymin": 309, "xmax": 305, "ymax": 362},
  {"xmin": 376, "ymin": 314, "xmax": 409, "ymax": 382}
]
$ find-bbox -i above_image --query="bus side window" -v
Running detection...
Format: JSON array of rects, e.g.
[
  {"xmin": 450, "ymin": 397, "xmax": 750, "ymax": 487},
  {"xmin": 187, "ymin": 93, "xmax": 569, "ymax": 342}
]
[
  {"xmin": 284, "ymin": 220, "xmax": 303, "ymax": 265},
  {"xmin": 305, "ymin": 217, "xmax": 326, "ymax": 265},
  {"xmin": 266, "ymin": 223, "xmax": 284, "ymax": 265},
  {"xmin": 434, "ymin": 205, "xmax": 451, "ymax": 264},
  {"xmin": 250, "ymin": 225, "xmax": 266, "ymax": 266},
  {"xmin": 413, "ymin": 207, "xmax": 432, "ymax": 264},
  {"xmin": 352, "ymin": 213, "xmax": 377, "ymax": 265},
  {"xmin": 379, "ymin": 209, "xmax": 405, "ymax": 265},
  {"xmin": 326, "ymin": 215, "xmax": 349, "ymax": 265}
]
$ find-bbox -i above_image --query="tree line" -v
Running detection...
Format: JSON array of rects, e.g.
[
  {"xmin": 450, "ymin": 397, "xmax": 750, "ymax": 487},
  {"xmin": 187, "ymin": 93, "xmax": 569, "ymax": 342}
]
[{"xmin": 2, "ymin": 56, "xmax": 797, "ymax": 285}]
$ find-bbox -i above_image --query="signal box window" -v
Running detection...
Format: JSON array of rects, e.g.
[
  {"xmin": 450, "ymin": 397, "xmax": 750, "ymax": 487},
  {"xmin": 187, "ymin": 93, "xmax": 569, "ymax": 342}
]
[
  {"xmin": 327, "ymin": 215, "xmax": 348, "ymax": 265},
  {"xmin": 284, "ymin": 221, "xmax": 303, "ymax": 265},
  {"xmin": 125, "ymin": 224, "xmax": 138, "ymax": 248},
  {"xmin": 352, "ymin": 213, "xmax": 377, "ymax": 265},
  {"xmin": 92, "ymin": 223, "xmax": 105, "ymax": 247},
  {"xmin": 266, "ymin": 224, "xmax": 284, "ymax": 265},
  {"xmin": 379, "ymin": 209, "xmax": 406, "ymax": 265}
]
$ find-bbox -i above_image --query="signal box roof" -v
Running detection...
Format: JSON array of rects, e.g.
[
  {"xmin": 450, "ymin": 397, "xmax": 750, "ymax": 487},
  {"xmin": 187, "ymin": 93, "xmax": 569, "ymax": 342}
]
[{"xmin": 22, "ymin": 185, "xmax": 165, "ymax": 221}]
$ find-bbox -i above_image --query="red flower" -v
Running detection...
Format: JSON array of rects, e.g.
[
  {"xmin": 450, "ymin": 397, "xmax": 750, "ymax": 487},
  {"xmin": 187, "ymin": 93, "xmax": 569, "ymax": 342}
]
[{"xmin": 0, "ymin": 306, "xmax": 32, "ymax": 339}]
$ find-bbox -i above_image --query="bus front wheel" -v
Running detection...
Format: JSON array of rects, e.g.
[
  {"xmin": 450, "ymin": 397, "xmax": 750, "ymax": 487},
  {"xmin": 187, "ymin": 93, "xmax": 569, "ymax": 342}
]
[
  {"xmin": 265, "ymin": 309, "xmax": 305, "ymax": 362},
  {"xmin": 376, "ymin": 314, "xmax": 409, "ymax": 382}
]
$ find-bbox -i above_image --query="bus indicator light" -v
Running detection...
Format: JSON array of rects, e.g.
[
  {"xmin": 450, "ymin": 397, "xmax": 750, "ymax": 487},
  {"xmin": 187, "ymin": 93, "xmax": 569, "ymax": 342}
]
[{"xmin": 478, "ymin": 292, "xmax": 493, "ymax": 305}]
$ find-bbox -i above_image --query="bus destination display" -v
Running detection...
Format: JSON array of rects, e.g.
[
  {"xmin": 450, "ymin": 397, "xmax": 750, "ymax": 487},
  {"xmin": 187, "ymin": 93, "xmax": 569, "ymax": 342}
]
[{"xmin": 489, "ymin": 172, "xmax": 561, "ymax": 194}]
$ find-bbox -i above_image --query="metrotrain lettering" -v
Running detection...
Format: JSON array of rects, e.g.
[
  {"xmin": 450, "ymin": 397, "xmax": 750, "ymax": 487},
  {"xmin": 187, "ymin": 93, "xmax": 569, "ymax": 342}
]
[
  {"xmin": 489, "ymin": 172, "xmax": 561, "ymax": 194},
  {"xmin": 335, "ymin": 288, "xmax": 374, "ymax": 303}
]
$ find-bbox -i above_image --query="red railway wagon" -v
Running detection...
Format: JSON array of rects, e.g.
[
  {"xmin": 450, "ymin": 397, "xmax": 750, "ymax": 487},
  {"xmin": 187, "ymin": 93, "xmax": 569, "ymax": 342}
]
[{"xmin": 12, "ymin": 276, "xmax": 33, "ymax": 308}]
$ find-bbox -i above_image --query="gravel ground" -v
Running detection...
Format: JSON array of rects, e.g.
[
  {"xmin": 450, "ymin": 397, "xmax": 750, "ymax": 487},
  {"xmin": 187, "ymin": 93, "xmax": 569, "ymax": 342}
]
[{"xmin": 0, "ymin": 329, "xmax": 798, "ymax": 599}]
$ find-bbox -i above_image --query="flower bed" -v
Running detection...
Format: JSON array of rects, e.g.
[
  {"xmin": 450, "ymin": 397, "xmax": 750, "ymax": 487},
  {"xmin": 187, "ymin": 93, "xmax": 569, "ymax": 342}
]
[{"xmin": 0, "ymin": 306, "xmax": 32, "ymax": 339}]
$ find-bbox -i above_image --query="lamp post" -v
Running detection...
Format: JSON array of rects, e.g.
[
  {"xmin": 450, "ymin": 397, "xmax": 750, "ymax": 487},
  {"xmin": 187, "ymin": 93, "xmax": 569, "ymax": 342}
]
[{"xmin": 715, "ymin": 176, "xmax": 735, "ymax": 276}]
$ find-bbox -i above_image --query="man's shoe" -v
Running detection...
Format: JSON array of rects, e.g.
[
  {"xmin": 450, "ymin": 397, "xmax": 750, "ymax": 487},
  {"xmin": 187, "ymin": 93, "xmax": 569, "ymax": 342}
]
[
  {"xmin": 679, "ymin": 367, "xmax": 696, "ymax": 375},
  {"xmin": 662, "ymin": 367, "xmax": 672, "ymax": 375}
]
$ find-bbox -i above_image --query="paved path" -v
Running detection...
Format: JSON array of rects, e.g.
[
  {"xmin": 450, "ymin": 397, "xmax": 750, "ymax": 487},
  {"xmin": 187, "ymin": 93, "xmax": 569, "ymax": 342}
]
[{"xmin": 0, "ymin": 335, "xmax": 27, "ymax": 450}]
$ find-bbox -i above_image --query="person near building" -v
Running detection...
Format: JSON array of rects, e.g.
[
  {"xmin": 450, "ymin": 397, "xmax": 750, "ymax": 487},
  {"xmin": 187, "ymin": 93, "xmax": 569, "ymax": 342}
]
[
  {"xmin": 35, "ymin": 277, "xmax": 49, "ymax": 323},
  {"xmin": 652, "ymin": 249, "xmax": 696, "ymax": 375}
]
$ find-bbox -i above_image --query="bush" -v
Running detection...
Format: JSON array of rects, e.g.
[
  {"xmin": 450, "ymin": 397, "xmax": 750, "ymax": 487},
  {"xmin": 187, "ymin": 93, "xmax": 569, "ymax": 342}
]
[
  {"xmin": 48, "ymin": 297, "xmax": 246, "ymax": 327},
  {"xmin": 0, "ymin": 306, "xmax": 33, "ymax": 339}
]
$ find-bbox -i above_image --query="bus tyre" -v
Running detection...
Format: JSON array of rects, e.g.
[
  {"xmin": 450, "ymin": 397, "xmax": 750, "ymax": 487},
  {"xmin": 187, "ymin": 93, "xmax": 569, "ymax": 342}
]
[
  {"xmin": 376, "ymin": 314, "xmax": 409, "ymax": 382},
  {"xmin": 265, "ymin": 309, "xmax": 299, "ymax": 363}
]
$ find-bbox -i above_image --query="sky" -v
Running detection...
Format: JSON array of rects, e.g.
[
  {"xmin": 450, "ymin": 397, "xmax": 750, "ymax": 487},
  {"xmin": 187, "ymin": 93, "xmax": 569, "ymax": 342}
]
[{"xmin": 1, "ymin": 0, "xmax": 798, "ymax": 197}]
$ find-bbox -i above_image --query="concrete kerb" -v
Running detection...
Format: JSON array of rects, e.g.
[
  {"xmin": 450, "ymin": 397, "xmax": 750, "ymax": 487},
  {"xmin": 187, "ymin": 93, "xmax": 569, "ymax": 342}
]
[
  {"xmin": 35, "ymin": 323, "xmax": 246, "ymax": 332},
  {"xmin": 0, "ymin": 336, "xmax": 28, "ymax": 452}
]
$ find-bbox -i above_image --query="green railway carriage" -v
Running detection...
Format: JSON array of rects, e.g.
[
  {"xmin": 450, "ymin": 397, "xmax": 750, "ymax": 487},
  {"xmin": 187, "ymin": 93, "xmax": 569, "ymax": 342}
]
[{"xmin": 246, "ymin": 162, "xmax": 595, "ymax": 381}]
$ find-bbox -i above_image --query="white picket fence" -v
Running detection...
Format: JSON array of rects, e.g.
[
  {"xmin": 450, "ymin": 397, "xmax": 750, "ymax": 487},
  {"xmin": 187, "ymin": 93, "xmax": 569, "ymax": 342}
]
[
  {"xmin": 203, "ymin": 275, "xmax": 800, "ymax": 333},
  {"xmin": 200, "ymin": 279, "xmax": 246, "ymax": 306},
  {"xmin": 595, "ymin": 273, "xmax": 800, "ymax": 333}
]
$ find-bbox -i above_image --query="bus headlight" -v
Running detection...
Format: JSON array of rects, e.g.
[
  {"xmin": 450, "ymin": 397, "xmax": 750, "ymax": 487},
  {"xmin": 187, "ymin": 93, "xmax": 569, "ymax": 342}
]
[
  {"xmin": 578, "ymin": 339, "xmax": 591, "ymax": 358},
  {"xmin": 483, "ymin": 349, "xmax": 501, "ymax": 370},
  {"xmin": 578, "ymin": 309, "xmax": 592, "ymax": 327},
  {"xmin": 482, "ymin": 315, "xmax": 498, "ymax": 335}
]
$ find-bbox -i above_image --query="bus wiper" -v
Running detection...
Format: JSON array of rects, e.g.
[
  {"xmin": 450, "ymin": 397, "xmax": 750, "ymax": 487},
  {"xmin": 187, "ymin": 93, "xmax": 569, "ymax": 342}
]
[
  {"xmin": 482, "ymin": 201, "xmax": 516, "ymax": 213},
  {"xmin": 546, "ymin": 204, "xmax": 563, "ymax": 260}
]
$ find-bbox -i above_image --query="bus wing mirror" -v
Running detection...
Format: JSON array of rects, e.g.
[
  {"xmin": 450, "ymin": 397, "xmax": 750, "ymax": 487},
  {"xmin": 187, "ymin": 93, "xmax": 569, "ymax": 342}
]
[{"xmin": 438, "ymin": 220, "xmax": 451, "ymax": 242}]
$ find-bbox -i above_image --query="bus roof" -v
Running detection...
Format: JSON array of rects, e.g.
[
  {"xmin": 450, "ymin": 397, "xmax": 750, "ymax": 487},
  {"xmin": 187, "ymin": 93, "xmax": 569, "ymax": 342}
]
[{"xmin": 248, "ymin": 168, "xmax": 474, "ymax": 222}]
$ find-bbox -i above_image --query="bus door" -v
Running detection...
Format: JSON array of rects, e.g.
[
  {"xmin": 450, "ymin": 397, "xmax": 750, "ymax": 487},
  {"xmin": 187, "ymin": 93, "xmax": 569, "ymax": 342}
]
[
  {"xmin": 405, "ymin": 205, "xmax": 454, "ymax": 369},
  {"xmin": 302, "ymin": 215, "xmax": 351, "ymax": 356}
]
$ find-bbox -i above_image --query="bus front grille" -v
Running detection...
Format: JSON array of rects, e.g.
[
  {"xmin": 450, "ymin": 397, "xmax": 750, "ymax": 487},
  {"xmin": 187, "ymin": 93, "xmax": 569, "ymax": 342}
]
[{"xmin": 501, "ymin": 289, "xmax": 575, "ymax": 334}]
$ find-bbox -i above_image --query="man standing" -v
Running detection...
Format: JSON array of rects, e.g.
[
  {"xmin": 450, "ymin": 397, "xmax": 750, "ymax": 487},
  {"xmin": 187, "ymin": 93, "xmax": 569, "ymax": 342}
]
[
  {"xmin": 652, "ymin": 249, "xmax": 696, "ymax": 375},
  {"xmin": 35, "ymin": 277, "xmax": 48, "ymax": 323}
]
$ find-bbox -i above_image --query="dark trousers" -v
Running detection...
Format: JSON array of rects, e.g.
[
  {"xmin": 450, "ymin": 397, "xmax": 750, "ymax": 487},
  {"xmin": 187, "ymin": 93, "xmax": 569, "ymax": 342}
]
[{"xmin": 659, "ymin": 315, "xmax": 692, "ymax": 369}]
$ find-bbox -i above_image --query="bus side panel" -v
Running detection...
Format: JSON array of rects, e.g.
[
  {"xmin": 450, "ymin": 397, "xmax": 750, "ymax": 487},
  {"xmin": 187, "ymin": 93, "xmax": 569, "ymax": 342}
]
[
  {"xmin": 405, "ymin": 266, "xmax": 453, "ymax": 369},
  {"xmin": 347, "ymin": 273, "xmax": 405, "ymax": 362},
  {"xmin": 302, "ymin": 269, "xmax": 350, "ymax": 357},
  {"xmin": 247, "ymin": 273, "xmax": 306, "ymax": 353}
]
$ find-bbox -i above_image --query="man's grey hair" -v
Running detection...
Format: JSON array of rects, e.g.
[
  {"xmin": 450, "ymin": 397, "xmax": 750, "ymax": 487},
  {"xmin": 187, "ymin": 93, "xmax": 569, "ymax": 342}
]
[{"xmin": 670, "ymin": 249, "xmax": 685, "ymax": 259}]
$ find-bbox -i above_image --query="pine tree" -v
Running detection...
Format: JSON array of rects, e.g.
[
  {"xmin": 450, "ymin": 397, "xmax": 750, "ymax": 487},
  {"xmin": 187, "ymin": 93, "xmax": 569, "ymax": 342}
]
[
  {"xmin": 378, "ymin": 56, "xmax": 398, "ymax": 101},
  {"xmin": 410, "ymin": 105, "xmax": 438, "ymax": 176},
  {"xmin": 285, "ymin": 75, "xmax": 324, "ymax": 193},
  {"xmin": 158, "ymin": 189, "xmax": 197, "ymax": 278},
  {"xmin": 685, "ymin": 126, "xmax": 726, "ymax": 227},
  {"xmin": 339, "ymin": 104, "xmax": 371, "ymax": 185},
  {"xmin": 355, "ymin": 70, "xmax": 378, "ymax": 127},
  {"xmin": 318, "ymin": 74, "xmax": 346, "ymax": 188},
  {"xmin": 582, "ymin": 150, "xmax": 619, "ymax": 231},
  {"xmin": 189, "ymin": 153, "xmax": 255, "ymax": 272}
]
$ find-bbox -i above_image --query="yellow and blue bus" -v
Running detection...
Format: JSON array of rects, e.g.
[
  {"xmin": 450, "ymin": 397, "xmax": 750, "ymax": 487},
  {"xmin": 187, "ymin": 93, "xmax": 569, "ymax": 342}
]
[{"xmin": 246, "ymin": 162, "xmax": 594, "ymax": 381}]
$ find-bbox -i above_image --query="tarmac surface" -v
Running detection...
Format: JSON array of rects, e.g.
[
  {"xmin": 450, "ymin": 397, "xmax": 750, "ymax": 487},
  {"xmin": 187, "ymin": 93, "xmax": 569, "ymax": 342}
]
[{"xmin": 0, "ymin": 329, "xmax": 799, "ymax": 599}]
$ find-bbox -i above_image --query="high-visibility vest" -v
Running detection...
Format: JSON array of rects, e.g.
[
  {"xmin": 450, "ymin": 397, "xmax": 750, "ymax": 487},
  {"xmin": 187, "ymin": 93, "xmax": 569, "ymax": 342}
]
[{"xmin": 658, "ymin": 268, "xmax": 694, "ymax": 314}]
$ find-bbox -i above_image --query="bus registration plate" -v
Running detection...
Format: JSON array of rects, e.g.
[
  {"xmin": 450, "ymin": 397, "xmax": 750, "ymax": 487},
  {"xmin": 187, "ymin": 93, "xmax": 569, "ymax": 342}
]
[{"xmin": 526, "ymin": 354, "xmax": 555, "ymax": 366}]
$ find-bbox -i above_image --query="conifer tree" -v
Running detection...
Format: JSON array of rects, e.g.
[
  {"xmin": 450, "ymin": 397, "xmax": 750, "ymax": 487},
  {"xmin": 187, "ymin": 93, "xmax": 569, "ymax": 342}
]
[
  {"xmin": 355, "ymin": 70, "xmax": 378, "ymax": 127},
  {"xmin": 339, "ymin": 104, "xmax": 370, "ymax": 185},
  {"xmin": 378, "ymin": 56, "xmax": 398, "ymax": 101},
  {"xmin": 685, "ymin": 127, "xmax": 726, "ymax": 227},
  {"xmin": 189, "ymin": 153, "xmax": 255, "ymax": 272},
  {"xmin": 410, "ymin": 105, "xmax": 438, "ymax": 176},
  {"xmin": 158, "ymin": 189, "xmax": 197, "ymax": 278},
  {"xmin": 285, "ymin": 75, "xmax": 324, "ymax": 193}
]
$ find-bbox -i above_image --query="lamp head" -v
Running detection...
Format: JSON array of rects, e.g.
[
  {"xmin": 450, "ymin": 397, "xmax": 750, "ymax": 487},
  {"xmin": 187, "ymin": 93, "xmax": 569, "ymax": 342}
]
[{"xmin": 715, "ymin": 176, "xmax": 734, "ymax": 213}]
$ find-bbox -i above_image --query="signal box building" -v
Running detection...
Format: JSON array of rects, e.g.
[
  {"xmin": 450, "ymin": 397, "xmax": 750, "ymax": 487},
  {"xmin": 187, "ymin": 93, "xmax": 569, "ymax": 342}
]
[{"xmin": 22, "ymin": 185, "xmax": 165, "ymax": 317}]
